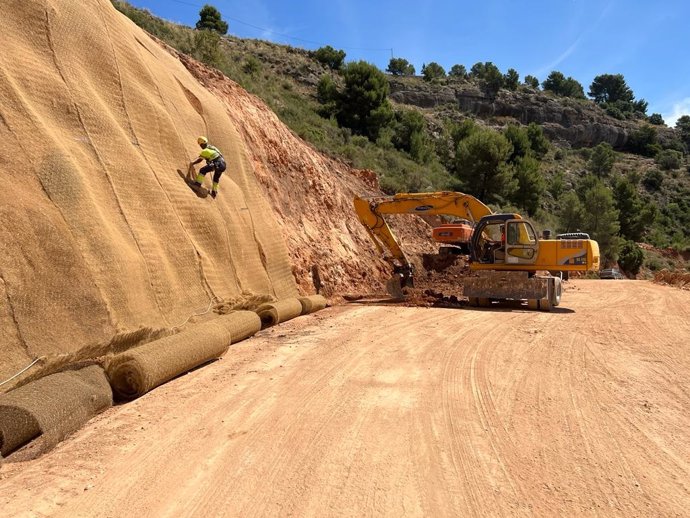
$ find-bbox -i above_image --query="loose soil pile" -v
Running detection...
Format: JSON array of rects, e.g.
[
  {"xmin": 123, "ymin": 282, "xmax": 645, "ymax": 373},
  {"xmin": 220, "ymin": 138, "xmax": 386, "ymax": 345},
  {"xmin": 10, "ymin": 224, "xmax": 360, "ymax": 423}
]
[{"xmin": 653, "ymin": 268, "xmax": 690, "ymax": 289}]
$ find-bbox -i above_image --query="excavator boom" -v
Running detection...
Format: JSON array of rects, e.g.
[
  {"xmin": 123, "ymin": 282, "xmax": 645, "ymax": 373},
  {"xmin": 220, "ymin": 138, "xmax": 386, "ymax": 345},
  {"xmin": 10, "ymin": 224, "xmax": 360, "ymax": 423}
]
[{"xmin": 354, "ymin": 191, "xmax": 494, "ymax": 270}]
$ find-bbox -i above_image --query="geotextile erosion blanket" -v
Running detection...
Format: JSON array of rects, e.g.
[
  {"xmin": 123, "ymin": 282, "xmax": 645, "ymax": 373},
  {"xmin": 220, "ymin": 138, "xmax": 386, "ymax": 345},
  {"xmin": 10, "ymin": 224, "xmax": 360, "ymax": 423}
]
[
  {"xmin": 0, "ymin": 0, "xmax": 298, "ymax": 386},
  {"xmin": 0, "ymin": 365, "xmax": 112, "ymax": 458},
  {"xmin": 224, "ymin": 310, "xmax": 262, "ymax": 343},
  {"xmin": 106, "ymin": 311, "xmax": 261, "ymax": 400},
  {"xmin": 256, "ymin": 298, "xmax": 304, "ymax": 328},
  {"xmin": 298, "ymin": 295, "xmax": 328, "ymax": 314}
]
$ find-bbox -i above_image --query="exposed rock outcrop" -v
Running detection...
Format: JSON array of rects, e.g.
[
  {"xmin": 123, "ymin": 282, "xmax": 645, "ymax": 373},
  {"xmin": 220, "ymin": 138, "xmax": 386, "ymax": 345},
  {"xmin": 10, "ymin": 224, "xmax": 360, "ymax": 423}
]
[{"xmin": 389, "ymin": 78, "xmax": 676, "ymax": 149}]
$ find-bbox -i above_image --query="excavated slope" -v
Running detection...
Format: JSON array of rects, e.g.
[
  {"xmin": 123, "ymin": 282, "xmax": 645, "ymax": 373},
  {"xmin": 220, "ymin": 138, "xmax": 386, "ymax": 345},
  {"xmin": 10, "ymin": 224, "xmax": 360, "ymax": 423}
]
[{"xmin": 0, "ymin": 0, "xmax": 402, "ymax": 388}]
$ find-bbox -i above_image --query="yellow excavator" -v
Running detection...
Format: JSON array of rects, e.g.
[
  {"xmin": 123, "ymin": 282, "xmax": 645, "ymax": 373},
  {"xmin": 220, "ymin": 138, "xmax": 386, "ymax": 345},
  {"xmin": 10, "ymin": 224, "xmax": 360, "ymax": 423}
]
[{"xmin": 354, "ymin": 192, "xmax": 600, "ymax": 310}]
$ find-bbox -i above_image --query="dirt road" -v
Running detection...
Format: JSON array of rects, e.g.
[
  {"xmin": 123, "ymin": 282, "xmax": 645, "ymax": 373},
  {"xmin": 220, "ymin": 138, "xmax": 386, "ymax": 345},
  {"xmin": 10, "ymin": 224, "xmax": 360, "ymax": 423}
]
[{"xmin": 1, "ymin": 280, "xmax": 688, "ymax": 517}]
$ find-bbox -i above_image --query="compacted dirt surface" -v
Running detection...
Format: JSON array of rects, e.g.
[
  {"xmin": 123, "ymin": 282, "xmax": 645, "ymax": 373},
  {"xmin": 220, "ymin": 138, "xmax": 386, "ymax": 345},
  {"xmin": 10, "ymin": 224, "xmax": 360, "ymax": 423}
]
[{"xmin": 1, "ymin": 279, "xmax": 689, "ymax": 517}]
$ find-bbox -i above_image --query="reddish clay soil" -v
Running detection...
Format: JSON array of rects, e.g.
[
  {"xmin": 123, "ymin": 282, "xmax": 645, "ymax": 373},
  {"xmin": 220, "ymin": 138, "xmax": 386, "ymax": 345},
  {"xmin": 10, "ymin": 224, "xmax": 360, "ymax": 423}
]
[{"xmin": 2, "ymin": 279, "xmax": 689, "ymax": 517}]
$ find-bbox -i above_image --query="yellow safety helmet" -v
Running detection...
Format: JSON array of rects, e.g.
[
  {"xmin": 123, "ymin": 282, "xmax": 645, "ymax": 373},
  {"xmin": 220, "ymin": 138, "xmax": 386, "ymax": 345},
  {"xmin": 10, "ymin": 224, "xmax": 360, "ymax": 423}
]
[{"xmin": 197, "ymin": 136, "xmax": 208, "ymax": 145}]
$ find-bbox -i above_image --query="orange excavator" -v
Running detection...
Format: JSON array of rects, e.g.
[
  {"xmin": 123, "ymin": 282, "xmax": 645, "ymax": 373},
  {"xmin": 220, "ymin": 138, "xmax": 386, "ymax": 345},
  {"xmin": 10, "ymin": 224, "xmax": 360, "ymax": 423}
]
[
  {"xmin": 431, "ymin": 219, "xmax": 473, "ymax": 254},
  {"xmin": 354, "ymin": 192, "xmax": 600, "ymax": 310}
]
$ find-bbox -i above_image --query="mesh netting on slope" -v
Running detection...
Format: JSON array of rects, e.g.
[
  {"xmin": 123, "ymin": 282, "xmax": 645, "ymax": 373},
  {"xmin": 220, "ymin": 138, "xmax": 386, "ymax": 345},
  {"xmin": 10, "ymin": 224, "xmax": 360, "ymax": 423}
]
[{"xmin": 0, "ymin": 0, "xmax": 297, "ymax": 383}]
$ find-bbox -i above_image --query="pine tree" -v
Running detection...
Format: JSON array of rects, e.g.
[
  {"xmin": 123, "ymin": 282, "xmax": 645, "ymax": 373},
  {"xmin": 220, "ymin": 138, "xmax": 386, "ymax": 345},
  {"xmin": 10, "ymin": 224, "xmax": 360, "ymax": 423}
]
[
  {"xmin": 196, "ymin": 4, "xmax": 228, "ymax": 35},
  {"xmin": 580, "ymin": 179, "xmax": 621, "ymax": 264},
  {"xmin": 454, "ymin": 129, "xmax": 516, "ymax": 202}
]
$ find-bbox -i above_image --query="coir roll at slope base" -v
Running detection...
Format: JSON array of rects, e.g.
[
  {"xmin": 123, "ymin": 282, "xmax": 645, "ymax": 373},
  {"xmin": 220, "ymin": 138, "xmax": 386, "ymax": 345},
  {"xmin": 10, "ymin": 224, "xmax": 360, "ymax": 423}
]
[
  {"xmin": 107, "ymin": 311, "xmax": 261, "ymax": 400},
  {"xmin": 256, "ymin": 298, "xmax": 304, "ymax": 328},
  {"xmin": 298, "ymin": 295, "xmax": 328, "ymax": 315},
  {"xmin": 0, "ymin": 366, "xmax": 112, "ymax": 458}
]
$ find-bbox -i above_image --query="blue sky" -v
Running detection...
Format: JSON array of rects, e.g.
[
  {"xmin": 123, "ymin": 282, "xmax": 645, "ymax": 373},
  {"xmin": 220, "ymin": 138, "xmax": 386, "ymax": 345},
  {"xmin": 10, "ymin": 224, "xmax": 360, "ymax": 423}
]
[{"xmin": 125, "ymin": 0, "xmax": 690, "ymax": 126}]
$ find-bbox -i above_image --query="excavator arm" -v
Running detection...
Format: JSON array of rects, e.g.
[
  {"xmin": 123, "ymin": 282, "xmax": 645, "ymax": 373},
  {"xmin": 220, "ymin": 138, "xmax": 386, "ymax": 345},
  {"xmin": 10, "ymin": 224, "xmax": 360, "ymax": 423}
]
[{"xmin": 353, "ymin": 192, "xmax": 494, "ymax": 296}]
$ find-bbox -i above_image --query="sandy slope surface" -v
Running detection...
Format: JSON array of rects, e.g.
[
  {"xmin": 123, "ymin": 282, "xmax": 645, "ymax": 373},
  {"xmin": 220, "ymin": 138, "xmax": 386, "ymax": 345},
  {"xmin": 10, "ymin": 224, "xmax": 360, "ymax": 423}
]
[{"xmin": 1, "ymin": 279, "xmax": 689, "ymax": 517}]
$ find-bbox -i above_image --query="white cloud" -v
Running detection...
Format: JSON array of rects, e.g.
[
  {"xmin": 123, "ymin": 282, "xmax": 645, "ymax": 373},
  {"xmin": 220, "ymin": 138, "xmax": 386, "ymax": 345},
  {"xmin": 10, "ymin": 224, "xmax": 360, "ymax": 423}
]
[{"xmin": 662, "ymin": 98, "xmax": 690, "ymax": 127}]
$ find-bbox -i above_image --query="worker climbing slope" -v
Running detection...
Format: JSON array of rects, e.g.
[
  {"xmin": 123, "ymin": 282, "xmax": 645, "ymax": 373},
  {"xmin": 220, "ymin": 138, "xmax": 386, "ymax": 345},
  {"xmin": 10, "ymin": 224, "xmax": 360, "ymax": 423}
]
[{"xmin": 190, "ymin": 136, "xmax": 226, "ymax": 198}]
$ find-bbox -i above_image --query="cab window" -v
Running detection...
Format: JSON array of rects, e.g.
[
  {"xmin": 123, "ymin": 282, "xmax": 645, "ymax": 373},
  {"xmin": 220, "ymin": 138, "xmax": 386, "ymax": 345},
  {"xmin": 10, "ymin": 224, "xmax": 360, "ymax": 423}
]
[{"xmin": 507, "ymin": 221, "xmax": 537, "ymax": 246}]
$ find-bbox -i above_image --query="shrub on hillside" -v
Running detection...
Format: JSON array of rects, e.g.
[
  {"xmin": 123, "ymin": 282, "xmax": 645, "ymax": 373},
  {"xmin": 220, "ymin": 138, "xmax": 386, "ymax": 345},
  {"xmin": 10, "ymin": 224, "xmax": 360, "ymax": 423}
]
[
  {"xmin": 391, "ymin": 109, "xmax": 432, "ymax": 164},
  {"xmin": 579, "ymin": 178, "xmax": 621, "ymax": 264},
  {"xmin": 336, "ymin": 61, "xmax": 393, "ymax": 140},
  {"xmin": 618, "ymin": 240, "xmax": 644, "ymax": 276},
  {"xmin": 542, "ymin": 71, "xmax": 585, "ymax": 99},
  {"xmin": 613, "ymin": 176, "xmax": 655, "ymax": 241},
  {"xmin": 316, "ymin": 75, "xmax": 338, "ymax": 105},
  {"xmin": 524, "ymin": 75, "xmax": 539, "ymax": 89},
  {"xmin": 387, "ymin": 58, "xmax": 415, "ymax": 76},
  {"xmin": 503, "ymin": 124, "xmax": 531, "ymax": 163},
  {"xmin": 313, "ymin": 46, "xmax": 346, "ymax": 70},
  {"xmin": 503, "ymin": 69, "xmax": 519, "ymax": 91},
  {"xmin": 588, "ymin": 74, "xmax": 634, "ymax": 104},
  {"xmin": 648, "ymin": 113, "xmax": 665, "ymax": 125},
  {"xmin": 527, "ymin": 123, "xmax": 550, "ymax": 158},
  {"xmin": 549, "ymin": 170, "xmax": 565, "ymax": 198},
  {"xmin": 510, "ymin": 156, "xmax": 545, "ymax": 216},
  {"xmin": 627, "ymin": 124, "xmax": 660, "ymax": 157},
  {"xmin": 655, "ymin": 149, "xmax": 683, "ymax": 171},
  {"xmin": 196, "ymin": 4, "xmax": 228, "ymax": 35},
  {"xmin": 588, "ymin": 142, "xmax": 616, "ymax": 177},
  {"xmin": 192, "ymin": 30, "xmax": 223, "ymax": 68},
  {"xmin": 642, "ymin": 169, "xmax": 664, "ymax": 191},
  {"xmin": 243, "ymin": 56, "xmax": 261, "ymax": 75},
  {"xmin": 449, "ymin": 64, "xmax": 467, "ymax": 79},
  {"xmin": 676, "ymin": 115, "xmax": 690, "ymax": 148},
  {"xmin": 453, "ymin": 129, "xmax": 516, "ymax": 203},
  {"xmin": 469, "ymin": 62, "xmax": 504, "ymax": 99}
]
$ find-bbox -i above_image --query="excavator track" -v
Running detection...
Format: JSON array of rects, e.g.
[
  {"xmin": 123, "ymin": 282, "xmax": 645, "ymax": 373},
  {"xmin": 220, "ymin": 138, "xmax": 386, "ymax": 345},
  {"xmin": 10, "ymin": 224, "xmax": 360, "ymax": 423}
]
[{"xmin": 464, "ymin": 271, "xmax": 561, "ymax": 311}]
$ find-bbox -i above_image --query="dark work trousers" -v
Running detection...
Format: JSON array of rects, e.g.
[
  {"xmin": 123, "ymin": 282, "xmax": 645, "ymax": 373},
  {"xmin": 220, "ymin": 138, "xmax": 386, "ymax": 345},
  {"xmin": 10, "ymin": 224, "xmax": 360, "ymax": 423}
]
[{"xmin": 200, "ymin": 157, "xmax": 227, "ymax": 186}]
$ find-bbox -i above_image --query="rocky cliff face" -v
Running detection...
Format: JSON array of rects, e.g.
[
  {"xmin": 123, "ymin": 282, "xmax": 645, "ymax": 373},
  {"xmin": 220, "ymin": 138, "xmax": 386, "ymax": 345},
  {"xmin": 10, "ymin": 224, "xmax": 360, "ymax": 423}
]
[{"xmin": 389, "ymin": 78, "xmax": 675, "ymax": 149}]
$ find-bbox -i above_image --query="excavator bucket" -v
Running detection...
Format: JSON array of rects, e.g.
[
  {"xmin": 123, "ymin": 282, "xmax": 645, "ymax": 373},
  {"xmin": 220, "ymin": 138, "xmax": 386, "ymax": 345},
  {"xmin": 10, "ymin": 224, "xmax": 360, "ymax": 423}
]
[{"xmin": 386, "ymin": 276, "xmax": 405, "ymax": 300}]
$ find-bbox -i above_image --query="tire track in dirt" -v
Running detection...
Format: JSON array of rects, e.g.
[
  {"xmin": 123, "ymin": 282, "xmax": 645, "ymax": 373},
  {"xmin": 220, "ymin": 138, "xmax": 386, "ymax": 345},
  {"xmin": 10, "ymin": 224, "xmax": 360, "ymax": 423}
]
[{"xmin": 1, "ymin": 281, "xmax": 689, "ymax": 517}]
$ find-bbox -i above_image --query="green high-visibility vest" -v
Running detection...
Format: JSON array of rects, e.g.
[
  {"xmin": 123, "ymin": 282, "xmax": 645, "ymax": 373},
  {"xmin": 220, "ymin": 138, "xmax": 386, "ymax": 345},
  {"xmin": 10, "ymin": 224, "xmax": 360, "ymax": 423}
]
[{"xmin": 199, "ymin": 145, "xmax": 222, "ymax": 162}]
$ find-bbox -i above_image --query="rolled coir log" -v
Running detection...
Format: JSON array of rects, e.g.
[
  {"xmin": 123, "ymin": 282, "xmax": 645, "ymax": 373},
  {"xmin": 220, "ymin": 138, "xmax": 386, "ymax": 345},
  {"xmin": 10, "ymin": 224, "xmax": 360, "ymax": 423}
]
[
  {"xmin": 298, "ymin": 294, "xmax": 328, "ymax": 315},
  {"xmin": 0, "ymin": 365, "xmax": 113, "ymax": 458},
  {"xmin": 224, "ymin": 310, "xmax": 262, "ymax": 343},
  {"xmin": 256, "ymin": 298, "xmax": 303, "ymax": 328},
  {"xmin": 107, "ymin": 312, "xmax": 259, "ymax": 400}
]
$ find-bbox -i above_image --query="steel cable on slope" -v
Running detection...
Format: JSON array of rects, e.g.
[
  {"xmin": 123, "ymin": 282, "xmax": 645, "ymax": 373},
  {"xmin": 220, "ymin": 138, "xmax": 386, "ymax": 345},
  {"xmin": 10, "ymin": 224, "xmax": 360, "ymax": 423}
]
[
  {"xmin": 0, "ymin": 358, "xmax": 43, "ymax": 389},
  {"xmin": 170, "ymin": 296, "xmax": 220, "ymax": 330}
]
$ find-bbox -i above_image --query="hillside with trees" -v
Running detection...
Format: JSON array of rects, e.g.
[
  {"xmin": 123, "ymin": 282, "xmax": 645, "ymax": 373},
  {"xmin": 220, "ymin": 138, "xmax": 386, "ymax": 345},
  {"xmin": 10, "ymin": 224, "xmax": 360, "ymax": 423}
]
[{"xmin": 112, "ymin": 1, "xmax": 690, "ymax": 274}]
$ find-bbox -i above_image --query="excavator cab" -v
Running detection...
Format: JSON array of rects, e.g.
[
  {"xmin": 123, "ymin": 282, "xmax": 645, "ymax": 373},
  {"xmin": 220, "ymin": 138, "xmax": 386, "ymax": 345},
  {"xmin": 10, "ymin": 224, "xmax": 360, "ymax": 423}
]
[
  {"xmin": 504, "ymin": 219, "xmax": 539, "ymax": 264},
  {"xmin": 470, "ymin": 214, "xmax": 536, "ymax": 264},
  {"xmin": 471, "ymin": 215, "xmax": 540, "ymax": 265}
]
